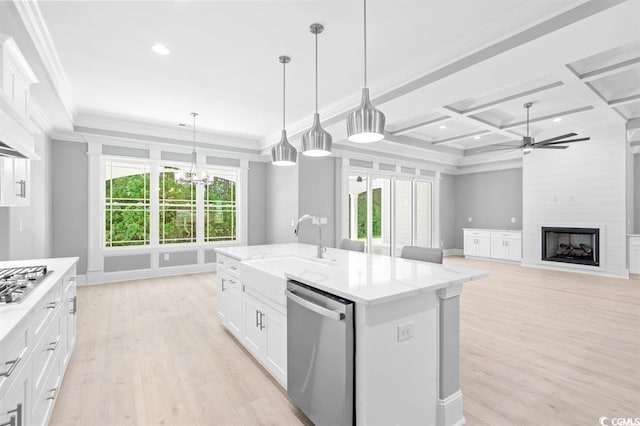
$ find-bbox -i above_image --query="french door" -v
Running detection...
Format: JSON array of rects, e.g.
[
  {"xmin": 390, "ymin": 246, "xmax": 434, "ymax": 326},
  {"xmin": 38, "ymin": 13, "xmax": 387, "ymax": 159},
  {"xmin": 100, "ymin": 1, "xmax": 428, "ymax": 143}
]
[{"xmin": 346, "ymin": 172, "xmax": 433, "ymax": 256}]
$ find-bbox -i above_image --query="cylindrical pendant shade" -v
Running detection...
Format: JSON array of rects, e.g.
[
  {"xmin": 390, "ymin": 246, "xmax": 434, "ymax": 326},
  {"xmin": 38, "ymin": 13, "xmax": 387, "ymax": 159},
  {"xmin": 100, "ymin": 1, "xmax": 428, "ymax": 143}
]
[
  {"xmin": 302, "ymin": 113, "xmax": 332, "ymax": 157},
  {"xmin": 271, "ymin": 129, "xmax": 297, "ymax": 166},
  {"xmin": 346, "ymin": 88, "xmax": 385, "ymax": 143}
]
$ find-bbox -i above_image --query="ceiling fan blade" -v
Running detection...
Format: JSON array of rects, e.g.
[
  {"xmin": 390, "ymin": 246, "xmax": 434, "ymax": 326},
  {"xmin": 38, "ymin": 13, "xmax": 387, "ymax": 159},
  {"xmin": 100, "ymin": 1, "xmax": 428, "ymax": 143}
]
[
  {"xmin": 536, "ymin": 132, "xmax": 577, "ymax": 144},
  {"xmin": 538, "ymin": 137, "xmax": 590, "ymax": 146},
  {"xmin": 537, "ymin": 145, "xmax": 569, "ymax": 149}
]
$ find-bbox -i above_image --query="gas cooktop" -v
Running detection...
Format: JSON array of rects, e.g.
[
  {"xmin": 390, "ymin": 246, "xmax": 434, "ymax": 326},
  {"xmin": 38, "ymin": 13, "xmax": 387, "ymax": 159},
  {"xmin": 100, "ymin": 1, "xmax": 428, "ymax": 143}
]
[{"xmin": 0, "ymin": 265, "xmax": 49, "ymax": 305}]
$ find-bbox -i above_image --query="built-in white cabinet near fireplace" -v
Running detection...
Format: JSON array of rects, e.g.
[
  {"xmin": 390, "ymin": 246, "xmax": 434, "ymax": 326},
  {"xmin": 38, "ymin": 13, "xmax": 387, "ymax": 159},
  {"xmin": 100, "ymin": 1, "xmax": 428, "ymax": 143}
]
[
  {"xmin": 490, "ymin": 231, "xmax": 522, "ymax": 261},
  {"xmin": 463, "ymin": 228, "xmax": 522, "ymax": 261},
  {"xmin": 463, "ymin": 229, "xmax": 491, "ymax": 257},
  {"xmin": 628, "ymin": 235, "xmax": 640, "ymax": 274}
]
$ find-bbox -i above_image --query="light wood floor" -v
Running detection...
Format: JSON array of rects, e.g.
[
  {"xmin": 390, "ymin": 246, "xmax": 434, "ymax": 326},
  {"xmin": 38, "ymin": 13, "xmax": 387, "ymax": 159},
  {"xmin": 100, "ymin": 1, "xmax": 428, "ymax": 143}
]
[{"xmin": 50, "ymin": 259, "xmax": 640, "ymax": 426}]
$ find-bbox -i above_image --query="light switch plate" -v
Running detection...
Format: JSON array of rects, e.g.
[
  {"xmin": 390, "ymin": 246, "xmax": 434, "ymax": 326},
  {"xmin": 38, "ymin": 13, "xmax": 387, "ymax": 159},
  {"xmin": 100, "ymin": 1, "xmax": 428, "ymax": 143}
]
[
  {"xmin": 164, "ymin": 253, "xmax": 170, "ymax": 261},
  {"xmin": 320, "ymin": 217, "xmax": 328, "ymax": 224},
  {"xmin": 397, "ymin": 322, "xmax": 414, "ymax": 342}
]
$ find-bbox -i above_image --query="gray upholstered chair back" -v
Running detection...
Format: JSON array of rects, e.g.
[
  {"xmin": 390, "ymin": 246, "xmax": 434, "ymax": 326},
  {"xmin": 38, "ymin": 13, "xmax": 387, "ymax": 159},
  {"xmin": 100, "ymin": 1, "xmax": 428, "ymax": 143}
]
[
  {"xmin": 339, "ymin": 239, "xmax": 365, "ymax": 253},
  {"xmin": 400, "ymin": 246, "xmax": 443, "ymax": 264}
]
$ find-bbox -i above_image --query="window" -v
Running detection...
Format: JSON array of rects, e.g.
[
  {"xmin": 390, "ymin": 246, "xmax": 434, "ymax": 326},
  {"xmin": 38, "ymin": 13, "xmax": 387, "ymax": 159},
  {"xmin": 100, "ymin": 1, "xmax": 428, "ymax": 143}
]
[
  {"xmin": 205, "ymin": 170, "xmax": 237, "ymax": 242},
  {"xmin": 103, "ymin": 159, "xmax": 241, "ymax": 248},
  {"xmin": 104, "ymin": 161, "xmax": 150, "ymax": 247},
  {"xmin": 159, "ymin": 166, "xmax": 197, "ymax": 244}
]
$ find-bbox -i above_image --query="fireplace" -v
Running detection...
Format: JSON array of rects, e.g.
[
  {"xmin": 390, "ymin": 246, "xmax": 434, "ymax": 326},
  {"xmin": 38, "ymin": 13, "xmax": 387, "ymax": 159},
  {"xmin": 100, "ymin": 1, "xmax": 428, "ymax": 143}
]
[{"xmin": 541, "ymin": 227, "xmax": 599, "ymax": 266}]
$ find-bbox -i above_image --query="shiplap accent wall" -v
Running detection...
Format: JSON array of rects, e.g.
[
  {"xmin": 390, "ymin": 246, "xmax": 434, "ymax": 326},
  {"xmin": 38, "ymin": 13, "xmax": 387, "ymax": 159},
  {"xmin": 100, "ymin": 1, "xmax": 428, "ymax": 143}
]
[{"xmin": 522, "ymin": 124, "xmax": 628, "ymax": 277}]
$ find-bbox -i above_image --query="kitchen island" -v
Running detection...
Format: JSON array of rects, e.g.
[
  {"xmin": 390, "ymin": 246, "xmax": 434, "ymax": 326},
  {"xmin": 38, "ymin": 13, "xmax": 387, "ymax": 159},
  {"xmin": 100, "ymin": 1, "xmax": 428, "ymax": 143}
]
[{"xmin": 215, "ymin": 243, "xmax": 486, "ymax": 426}]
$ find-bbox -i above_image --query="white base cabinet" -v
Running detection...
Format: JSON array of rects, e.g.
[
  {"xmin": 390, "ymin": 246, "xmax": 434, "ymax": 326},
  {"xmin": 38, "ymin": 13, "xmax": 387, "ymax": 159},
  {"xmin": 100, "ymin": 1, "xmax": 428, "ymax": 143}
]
[
  {"xmin": 463, "ymin": 229, "xmax": 522, "ymax": 262},
  {"xmin": 0, "ymin": 260, "xmax": 77, "ymax": 426},
  {"xmin": 217, "ymin": 254, "xmax": 287, "ymax": 388}
]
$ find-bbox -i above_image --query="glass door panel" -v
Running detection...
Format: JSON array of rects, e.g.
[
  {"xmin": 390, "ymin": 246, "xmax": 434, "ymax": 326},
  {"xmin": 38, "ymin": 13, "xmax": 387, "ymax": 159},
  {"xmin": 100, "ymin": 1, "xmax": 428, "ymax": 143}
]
[
  {"xmin": 371, "ymin": 177, "xmax": 392, "ymax": 256},
  {"xmin": 395, "ymin": 179, "xmax": 412, "ymax": 256},
  {"xmin": 348, "ymin": 175, "xmax": 368, "ymax": 251},
  {"xmin": 415, "ymin": 181, "xmax": 433, "ymax": 247}
]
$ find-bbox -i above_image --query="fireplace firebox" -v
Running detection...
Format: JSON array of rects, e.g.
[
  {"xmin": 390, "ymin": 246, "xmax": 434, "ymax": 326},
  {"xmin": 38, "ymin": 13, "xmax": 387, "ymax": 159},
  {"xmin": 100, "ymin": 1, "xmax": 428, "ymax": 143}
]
[{"xmin": 541, "ymin": 227, "xmax": 599, "ymax": 266}]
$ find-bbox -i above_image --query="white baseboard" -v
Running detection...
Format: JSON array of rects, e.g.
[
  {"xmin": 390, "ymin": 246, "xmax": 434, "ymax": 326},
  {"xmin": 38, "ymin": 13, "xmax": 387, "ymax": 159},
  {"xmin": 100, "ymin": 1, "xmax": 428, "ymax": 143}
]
[
  {"xmin": 437, "ymin": 391, "xmax": 465, "ymax": 426},
  {"xmin": 82, "ymin": 263, "xmax": 217, "ymax": 285},
  {"xmin": 443, "ymin": 249, "xmax": 464, "ymax": 257}
]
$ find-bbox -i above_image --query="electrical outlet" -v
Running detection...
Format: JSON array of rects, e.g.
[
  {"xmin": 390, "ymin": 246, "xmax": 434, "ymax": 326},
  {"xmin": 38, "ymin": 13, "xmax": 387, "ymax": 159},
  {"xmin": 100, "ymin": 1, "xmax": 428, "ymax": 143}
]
[
  {"xmin": 397, "ymin": 322, "xmax": 414, "ymax": 342},
  {"xmin": 164, "ymin": 253, "xmax": 170, "ymax": 261},
  {"xmin": 511, "ymin": 217, "xmax": 516, "ymax": 223},
  {"xmin": 468, "ymin": 217, "xmax": 473, "ymax": 223},
  {"xmin": 320, "ymin": 217, "xmax": 328, "ymax": 225}
]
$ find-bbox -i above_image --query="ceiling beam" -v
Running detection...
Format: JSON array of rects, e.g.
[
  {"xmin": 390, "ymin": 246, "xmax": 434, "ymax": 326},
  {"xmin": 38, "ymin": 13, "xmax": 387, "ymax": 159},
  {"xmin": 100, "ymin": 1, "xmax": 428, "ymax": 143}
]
[
  {"xmin": 382, "ymin": 133, "xmax": 463, "ymax": 156},
  {"xmin": 561, "ymin": 64, "xmax": 628, "ymax": 123},
  {"xmin": 608, "ymin": 93, "xmax": 640, "ymax": 107},
  {"xmin": 388, "ymin": 115, "xmax": 452, "ymax": 136},
  {"xmin": 457, "ymin": 81, "xmax": 564, "ymax": 115},
  {"xmin": 440, "ymin": 106, "xmax": 521, "ymax": 141},
  {"xmin": 500, "ymin": 105, "xmax": 594, "ymax": 129},
  {"xmin": 431, "ymin": 130, "xmax": 492, "ymax": 145},
  {"xmin": 578, "ymin": 55, "xmax": 640, "ymax": 82}
]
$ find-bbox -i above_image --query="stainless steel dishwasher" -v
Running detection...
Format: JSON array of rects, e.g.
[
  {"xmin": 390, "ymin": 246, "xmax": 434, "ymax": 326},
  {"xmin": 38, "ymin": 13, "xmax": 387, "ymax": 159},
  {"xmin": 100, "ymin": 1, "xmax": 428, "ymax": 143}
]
[{"xmin": 285, "ymin": 280, "xmax": 355, "ymax": 426}]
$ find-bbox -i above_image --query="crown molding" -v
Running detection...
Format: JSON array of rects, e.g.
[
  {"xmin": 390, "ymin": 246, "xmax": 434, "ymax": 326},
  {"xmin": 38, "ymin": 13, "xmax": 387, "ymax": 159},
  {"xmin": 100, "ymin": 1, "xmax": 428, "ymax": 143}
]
[
  {"xmin": 0, "ymin": 34, "xmax": 38, "ymax": 83},
  {"xmin": 11, "ymin": 0, "xmax": 75, "ymax": 123}
]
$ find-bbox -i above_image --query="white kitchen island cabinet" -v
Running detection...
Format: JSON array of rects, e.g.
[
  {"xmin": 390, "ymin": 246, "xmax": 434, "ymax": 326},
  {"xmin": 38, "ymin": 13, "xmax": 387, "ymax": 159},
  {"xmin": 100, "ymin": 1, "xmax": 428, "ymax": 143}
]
[
  {"xmin": 215, "ymin": 243, "xmax": 487, "ymax": 426},
  {"xmin": 0, "ymin": 257, "xmax": 78, "ymax": 426}
]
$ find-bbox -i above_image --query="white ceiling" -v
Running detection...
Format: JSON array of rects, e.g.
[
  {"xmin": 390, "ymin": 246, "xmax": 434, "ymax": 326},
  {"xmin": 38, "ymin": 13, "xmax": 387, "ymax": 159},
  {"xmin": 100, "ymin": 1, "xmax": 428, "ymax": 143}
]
[{"xmin": 3, "ymin": 0, "xmax": 640, "ymax": 169}]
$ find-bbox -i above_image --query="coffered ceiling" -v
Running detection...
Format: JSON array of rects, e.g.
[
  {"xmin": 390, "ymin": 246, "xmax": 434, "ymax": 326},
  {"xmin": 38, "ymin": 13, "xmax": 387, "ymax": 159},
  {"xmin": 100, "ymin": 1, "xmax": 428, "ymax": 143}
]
[{"xmin": 2, "ymin": 0, "xmax": 639, "ymax": 172}]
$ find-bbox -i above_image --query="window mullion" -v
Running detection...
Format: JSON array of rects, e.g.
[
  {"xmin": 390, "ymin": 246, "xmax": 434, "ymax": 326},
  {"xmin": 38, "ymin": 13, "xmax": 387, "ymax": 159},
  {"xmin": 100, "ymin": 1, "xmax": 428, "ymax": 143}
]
[
  {"xmin": 196, "ymin": 180, "xmax": 205, "ymax": 245},
  {"xmin": 150, "ymin": 162, "xmax": 159, "ymax": 246}
]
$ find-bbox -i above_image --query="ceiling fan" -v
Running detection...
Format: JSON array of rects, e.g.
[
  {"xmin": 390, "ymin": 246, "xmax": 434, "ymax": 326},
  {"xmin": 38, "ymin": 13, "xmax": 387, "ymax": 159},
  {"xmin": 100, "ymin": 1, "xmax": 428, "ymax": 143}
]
[{"xmin": 486, "ymin": 102, "xmax": 590, "ymax": 155}]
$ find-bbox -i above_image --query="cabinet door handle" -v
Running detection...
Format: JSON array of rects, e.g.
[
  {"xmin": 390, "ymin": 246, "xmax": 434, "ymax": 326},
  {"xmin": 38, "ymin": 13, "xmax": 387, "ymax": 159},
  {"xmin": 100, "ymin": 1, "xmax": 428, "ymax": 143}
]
[
  {"xmin": 1, "ymin": 356, "xmax": 21, "ymax": 377},
  {"xmin": 70, "ymin": 296, "xmax": 77, "ymax": 315},
  {"xmin": 255, "ymin": 310, "xmax": 260, "ymax": 328},
  {"xmin": 221, "ymin": 278, "xmax": 226, "ymax": 292},
  {"xmin": 46, "ymin": 300, "xmax": 59, "ymax": 309},
  {"xmin": 47, "ymin": 340, "xmax": 59, "ymax": 352},
  {"xmin": 229, "ymin": 265, "xmax": 238, "ymax": 271},
  {"xmin": 47, "ymin": 387, "xmax": 58, "ymax": 401},
  {"xmin": 259, "ymin": 312, "xmax": 266, "ymax": 330},
  {"xmin": 0, "ymin": 415, "xmax": 15, "ymax": 426},
  {"xmin": 15, "ymin": 180, "xmax": 26, "ymax": 198},
  {"xmin": 6, "ymin": 403, "xmax": 21, "ymax": 426}
]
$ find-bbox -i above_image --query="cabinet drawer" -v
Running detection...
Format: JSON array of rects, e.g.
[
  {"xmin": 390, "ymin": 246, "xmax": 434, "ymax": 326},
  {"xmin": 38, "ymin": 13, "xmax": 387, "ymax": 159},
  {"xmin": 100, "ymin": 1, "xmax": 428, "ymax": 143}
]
[
  {"xmin": 464, "ymin": 230, "xmax": 490, "ymax": 238},
  {"xmin": 0, "ymin": 328, "xmax": 29, "ymax": 397},
  {"xmin": 491, "ymin": 231, "xmax": 521, "ymax": 240},
  {"xmin": 32, "ymin": 313, "xmax": 62, "ymax": 401},
  {"xmin": 31, "ymin": 281, "xmax": 62, "ymax": 348},
  {"xmin": 31, "ymin": 352, "xmax": 61, "ymax": 426},
  {"xmin": 225, "ymin": 257, "xmax": 241, "ymax": 278}
]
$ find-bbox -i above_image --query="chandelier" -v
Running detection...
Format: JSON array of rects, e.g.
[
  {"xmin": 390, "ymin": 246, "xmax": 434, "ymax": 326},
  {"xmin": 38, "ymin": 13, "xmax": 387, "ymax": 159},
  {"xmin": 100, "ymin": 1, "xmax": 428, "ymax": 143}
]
[{"xmin": 174, "ymin": 112, "xmax": 214, "ymax": 185}]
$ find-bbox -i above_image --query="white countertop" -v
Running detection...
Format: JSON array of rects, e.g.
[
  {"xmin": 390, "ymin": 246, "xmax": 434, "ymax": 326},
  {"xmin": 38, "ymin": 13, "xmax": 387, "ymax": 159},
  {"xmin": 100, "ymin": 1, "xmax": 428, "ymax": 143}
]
[
  {"xmin": 0, "ymin": 257, "xmax": 78, "ymax": 342},
  {"xmin": 216, "ymin": 244, "xmax": 487, "ymax": 305}
]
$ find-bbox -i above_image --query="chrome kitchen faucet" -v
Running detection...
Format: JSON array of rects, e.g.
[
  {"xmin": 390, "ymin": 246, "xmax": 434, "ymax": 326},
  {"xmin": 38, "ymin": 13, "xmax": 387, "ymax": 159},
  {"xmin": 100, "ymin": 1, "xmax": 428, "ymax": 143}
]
[{"xmin": 294, "ymin": 215, "xmax": 326, "ymax": 259}]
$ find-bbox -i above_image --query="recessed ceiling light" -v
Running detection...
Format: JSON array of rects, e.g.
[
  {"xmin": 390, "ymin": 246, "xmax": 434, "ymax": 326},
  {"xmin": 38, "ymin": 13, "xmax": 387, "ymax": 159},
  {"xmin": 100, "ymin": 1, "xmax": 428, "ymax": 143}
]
[
  {"xmin": 474, "ymin": 135, "xmax": 481, "ymax": 140},
  {"xmin": 151, "ymin": 43, "xmax": 170, "ymax": 55},
  {"xmin": 553, "ymin": 117, "xmax": 562, "ymax": 122},
  {"xmin": 439, "ymin": 125, "xmax": 447, "ymax": 129}
]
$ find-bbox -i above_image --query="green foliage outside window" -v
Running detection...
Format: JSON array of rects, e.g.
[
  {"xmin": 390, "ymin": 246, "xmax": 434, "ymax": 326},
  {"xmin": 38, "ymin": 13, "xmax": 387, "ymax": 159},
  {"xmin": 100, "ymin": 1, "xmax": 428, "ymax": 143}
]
[
  {"xmin": 105, "ymin": 168, "xmax": 150, "ymax": 247},
  {"xmin": 105, "ymin": 162, "xmax": 237, "ymax": 247},
  {"xmin": 356, "ymin": 188, "xmax": 382, "ymax": 239}
]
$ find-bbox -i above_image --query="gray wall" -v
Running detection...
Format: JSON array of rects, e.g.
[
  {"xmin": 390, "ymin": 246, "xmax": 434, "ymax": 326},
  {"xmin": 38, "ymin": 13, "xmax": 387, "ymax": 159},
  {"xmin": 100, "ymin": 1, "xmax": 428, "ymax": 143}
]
[
  {"xmin": 265, "ymin": 162, "xmax": 298, "ymax": 244},
  {"xmin": 52, "ymin": 141, "xmax": 89, "ymax": 274},
  {"xmin": 635, "ymin": 154, "xmax": 640, "ymax": 234},
  {"xmin": 454, "ymin": 168, "xmax": 523, "ymax": 248},
  {"xmin": 439, "ymin": 173, "xmax": 457, "ymax": 250},
  {"xmin": 248, "ymin": 161, "xmax": 267, "ymax": 245},
  {"xmin": 297, "ymin": 155, "xmax": 336, "ymax": 248}
]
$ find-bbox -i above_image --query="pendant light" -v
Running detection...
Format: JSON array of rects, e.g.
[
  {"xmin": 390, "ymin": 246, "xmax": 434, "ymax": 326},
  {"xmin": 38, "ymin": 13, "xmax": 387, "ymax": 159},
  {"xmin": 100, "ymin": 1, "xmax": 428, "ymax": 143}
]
[
  {"xmin": 271, "ymin": 55, "xmax": 297, "ymax": 166},
  {"xmin": 174, "ymin": 112, "xmax": 213, "ymax": 185},
  {"xmin": 346, "ymin": 0, "xmax": 385, "ymax": 143},
  {"xmin": 302, "ymin": 23, "xmax": 332, "ymax": 157}
]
